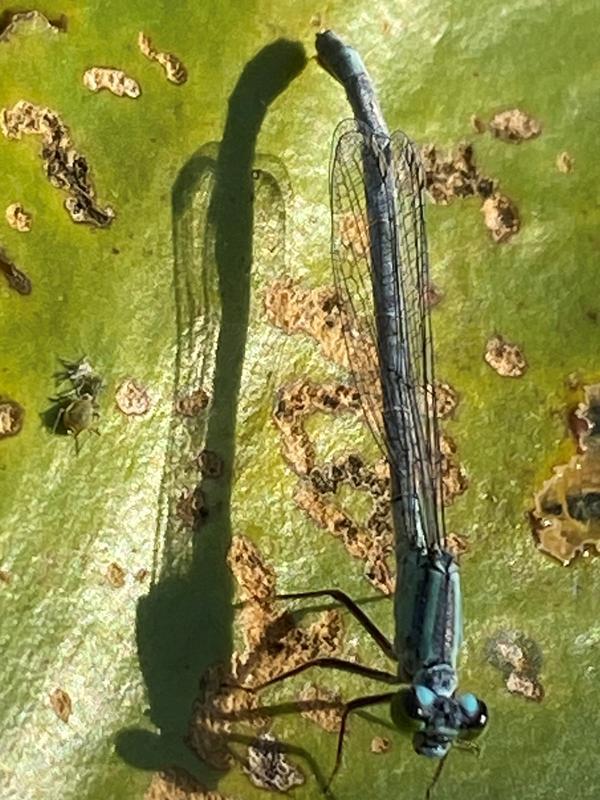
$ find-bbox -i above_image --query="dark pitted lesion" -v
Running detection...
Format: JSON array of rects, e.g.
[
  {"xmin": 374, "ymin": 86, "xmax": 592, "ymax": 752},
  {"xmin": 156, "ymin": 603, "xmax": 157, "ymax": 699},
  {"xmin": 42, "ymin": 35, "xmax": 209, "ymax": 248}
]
[
  {"xmin": 174, "ymin": 387, "xmax": 210, "ymax": 417},
  {"xmin": 197, "ymin": 449, "xmax": 223, "ymax": 479},
  {"xmin": 420, "ymin": 142, "xmax": 520, "ymax": 242},
  {"xmin": 244, "ymin": 732, "xmax": 305, "ymax": 791},
  {"xmin": 1, "ymin": 100, "xmax": 114, "ymax": 227},
  {"xmin": 531, "ymin": 383, "xmax": 600, "ymax": 564},
  {"xmin": 0, "ymin": 248, "xmax": 31, "ymax": 295}
]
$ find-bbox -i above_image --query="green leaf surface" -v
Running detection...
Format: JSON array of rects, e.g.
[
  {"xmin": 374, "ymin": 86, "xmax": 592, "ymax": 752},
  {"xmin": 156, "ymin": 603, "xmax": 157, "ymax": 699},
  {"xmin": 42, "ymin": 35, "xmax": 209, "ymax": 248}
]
[{"xmin": 1, "ymin": 2, "xmax": 599, "ymax": 799}]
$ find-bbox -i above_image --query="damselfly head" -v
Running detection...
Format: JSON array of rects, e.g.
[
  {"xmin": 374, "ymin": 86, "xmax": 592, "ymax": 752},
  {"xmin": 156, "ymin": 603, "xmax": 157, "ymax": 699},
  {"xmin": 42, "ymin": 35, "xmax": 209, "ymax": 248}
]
[
  {"xmin": 315, "ymin": 30, "xmax": 364, "ymax": 86},
  {"xmin": 390, "ymin": 685, "xmax": 488, "ymax": 757},
  {"xmin": 315, "ymin": 31, "xmax": 339, "ymax": 80}
]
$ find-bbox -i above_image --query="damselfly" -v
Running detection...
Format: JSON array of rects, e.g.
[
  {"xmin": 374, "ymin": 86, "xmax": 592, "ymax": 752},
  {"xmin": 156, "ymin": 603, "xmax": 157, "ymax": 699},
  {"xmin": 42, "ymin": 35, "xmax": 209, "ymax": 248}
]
[{"xmin": 243, "ymin": 30, "xmax": 488, "ymax": 786}]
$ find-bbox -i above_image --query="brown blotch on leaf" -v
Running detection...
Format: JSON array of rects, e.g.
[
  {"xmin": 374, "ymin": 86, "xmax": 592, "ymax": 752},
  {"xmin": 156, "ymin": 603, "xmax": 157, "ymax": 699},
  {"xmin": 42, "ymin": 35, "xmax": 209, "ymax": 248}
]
[
  {"xmin": 505, "ymin": 671, "xmax": 544, "ymax": 701},
  {"xmin": 175, "ymin": 387, "xmax": 209, "ymax": 417},
  {"xmin": 440, "ymin": 435, "xmax": 469, "ymax": 504},
  {"xmin": 266, "ymin": 278, "xmax": 381, "ymax": 434},
  {"xmin": 425, "ymin": 281, "xmax": 444, "ymax": 308},
  {"xmin": 488, "ymin": 109, "xmax": 542, "ymax": 143},
  {"xmin": 470, "ymin": 114, "xmax": 487, "ymax": 134},
  {"xmin": 434, "ymin": 381, "xmax": 459, "ymax": 420},
  {"xmin": 370, "ymin": 735, "xmax": 391, "ymax": 754},
  {"xmin": 145, "ymin": 768, "xmax": 230, "ymax": 800},
  {"xmin": 237, "ymin": 603, "xmax": 344, "ymax": 690},
  {"xmin": 188, "ymin": 663, "xmax": 247, "ymax": 771},
  {"xmin": 421, "ymin": 142, "xmax": 519, "ymax": 242},
  {"xmin": 0, "ymin": 569, "xmax": 12, "ymax": 584},
  {"xmin": 135, "ymin": 568, "xmax": 149, "ymax": 583},
  {"xmin": 106, "ymin": 562, "xmax": 126, "ymax": 588},
  {"xmin": 421, "ymin": 143, "xmax": 488, "ymax": 204},
  {"xmin": 83, "ymin": 67, "xmax": 141, "ymax": 98},
  {"xmin": 274, "ymin": 380, "xmax": 362, "ymax": 475},
  {"xmin": 338, "ymin": 209, "xmax": 370, "ymax": 258},
  {"xmin": 198, "ymin": 449, "xmax": 223, "ymax": 479},
  {"xmin": 575, "ymin": 384, "xmax": 600, "ymax": 450},
  {"xmin": 531, "ymin": 383, "xmax": 600, "ymax": 564},
  {"xmin": 138, "ymin": 32, "xmax": 187, "ymax": 85},
  {"xmin": 188, "ymin": 536, "xmax": 345, "ymax": 770},
  {"xmin": 227, "ymin": 535, "xmax": 276, "ymax": 604},
  {"xmin": 115, "ymin": 378, "xmax": 151, "ymax": 416},
  {"xmin": 49, "ymin": 687, "xmax": 72, "ymax": 722},
  {"xmin": 5, "ymin": 202, "xmax": 31, "ymax": 231},
  {"xmin": 244, "ymin": 733, "xmax": 305, "ymax": 792},
  {"xmin": 484, "ymin": 335, "xmax": 527, "ymax": 377},
  {"xmin": 299, "ymin": 683, "xmax": 344, "ymax": 732},
  {"xmin": 556, "ymin": 151, "xmax": 574, "ymax": 174},
  {"xmin": 0, "ymin": 10, "xmax": 66, "ymax": 42},
  {"xmin": 481, "ymin": 193, "xmax": 520, "ymax": 243},
  {"xmin": 295, "ymin": 480, "xmax": 395, "ymax": 595},
  {"xmin": 0, "ymin": 399, "xmax": 24, "ymax": 438},
  {"xmin": 1, "ymin": 100, "xmax": 114, "ymax": 227},
  {"xmin": 487, "ymin": 630, "xmax": 544, "ymax": 702},
  {"xmin": 445, "ymin": 531, "xmax": 469, "ymax": 559},
  {"xmin": 265, "ymin": 279, "xmax": 357, "ymax": 372},
  {"xmin": 176, "ymin": 486, "xmax": 207, "ymax": 528}
]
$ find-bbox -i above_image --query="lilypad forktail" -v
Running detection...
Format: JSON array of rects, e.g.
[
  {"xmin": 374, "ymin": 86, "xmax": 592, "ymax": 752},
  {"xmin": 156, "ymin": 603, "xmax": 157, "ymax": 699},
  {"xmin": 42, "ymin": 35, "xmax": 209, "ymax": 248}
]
[{"xmin": 243, "ymin": 30, "xmax": 488, "ymax": 785}]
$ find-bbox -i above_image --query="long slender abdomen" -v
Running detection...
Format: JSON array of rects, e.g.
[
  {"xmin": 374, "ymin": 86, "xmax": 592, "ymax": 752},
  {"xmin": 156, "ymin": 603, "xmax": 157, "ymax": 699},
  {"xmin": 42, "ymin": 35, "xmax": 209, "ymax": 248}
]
[{"xmin": 394, "ymin": 550, "xmax": 462, "ymax": 682}]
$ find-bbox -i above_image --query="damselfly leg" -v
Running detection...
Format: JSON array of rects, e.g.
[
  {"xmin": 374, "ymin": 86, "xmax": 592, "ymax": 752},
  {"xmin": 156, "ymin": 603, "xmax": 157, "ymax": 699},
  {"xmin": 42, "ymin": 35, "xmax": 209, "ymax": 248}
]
[
  {"xmin": 243, "ymin": 656, "xmax": 400, "ymax": 691},
  {"xmin": 278, "ymin": 589, "xmax": 396, "ymax": 661}
]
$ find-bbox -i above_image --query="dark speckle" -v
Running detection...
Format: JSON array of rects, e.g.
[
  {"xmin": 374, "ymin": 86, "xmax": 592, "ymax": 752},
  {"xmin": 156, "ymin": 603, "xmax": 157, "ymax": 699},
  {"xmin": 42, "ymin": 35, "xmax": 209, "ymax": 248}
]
[{"xmin": 1, "ymin": 251, "xmax": 31, "ymax": 295}]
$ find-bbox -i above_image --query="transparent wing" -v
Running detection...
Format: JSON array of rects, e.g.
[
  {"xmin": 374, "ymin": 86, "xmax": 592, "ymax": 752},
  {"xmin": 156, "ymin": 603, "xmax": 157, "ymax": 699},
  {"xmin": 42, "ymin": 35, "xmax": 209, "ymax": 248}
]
[
  {"xmin": 389, "ymin": 129, "xmax": 445, "ymax": 550},
  {"xmin": 328, "ymin": 120, "xmax": 390, "ymax": 459},
  {"xmin": 329, "ymin": 119, "xmax": 445, "ymax": 550}
]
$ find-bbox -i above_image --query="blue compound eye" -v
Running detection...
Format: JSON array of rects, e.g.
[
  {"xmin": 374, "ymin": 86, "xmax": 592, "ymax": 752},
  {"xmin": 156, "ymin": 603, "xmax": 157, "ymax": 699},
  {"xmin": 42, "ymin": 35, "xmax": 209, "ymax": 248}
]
[
  {"xmin": 390, "ymin": 686, "xmax": 434, "ymax": 733},
  {"xmin": 457, "ymin": 693, "xmax": 489, "ymax": 739},
  {"xmin": 458, "ymin": 692, "xmax": 479, "ymax": 717},
  {"xmin": 415, "ymin": 685, "xmax": 436, "ymax": 709}
]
